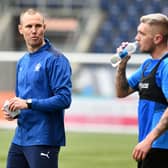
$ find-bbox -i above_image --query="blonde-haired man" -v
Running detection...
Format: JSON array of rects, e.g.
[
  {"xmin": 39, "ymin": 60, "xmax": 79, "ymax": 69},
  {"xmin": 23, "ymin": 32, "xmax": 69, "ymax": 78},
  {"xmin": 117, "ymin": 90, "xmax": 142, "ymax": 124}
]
[{"xmin": 115, "ymin": 13, "xmax": 168, "ymax": 168}]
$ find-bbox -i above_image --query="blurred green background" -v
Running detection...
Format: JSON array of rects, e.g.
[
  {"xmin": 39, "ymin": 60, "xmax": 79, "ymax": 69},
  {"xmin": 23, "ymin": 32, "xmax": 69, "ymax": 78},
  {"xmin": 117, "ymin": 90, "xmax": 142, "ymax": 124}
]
[{"xmin": 0, "ymin": 129, "xmax": 137, "ymax": 168}]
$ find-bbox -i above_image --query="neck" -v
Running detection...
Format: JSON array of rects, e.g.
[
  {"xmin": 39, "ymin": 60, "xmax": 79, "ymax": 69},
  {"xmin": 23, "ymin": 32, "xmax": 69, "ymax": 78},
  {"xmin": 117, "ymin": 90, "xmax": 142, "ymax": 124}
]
[
  {"xmin": 152, "ymin": 44, "xmax": 168, "ymax": 59},
  {"xmin": 28, "ymin": 40, "xmax": 46, "ymax": 53}
]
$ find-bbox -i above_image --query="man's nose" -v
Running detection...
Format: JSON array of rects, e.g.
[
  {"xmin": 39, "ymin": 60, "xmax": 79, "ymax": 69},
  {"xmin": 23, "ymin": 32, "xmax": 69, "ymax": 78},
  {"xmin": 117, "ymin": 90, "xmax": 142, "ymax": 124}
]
[{"xmin": 31, "ymin": 26, "xmax": 37, "ymax": 33}]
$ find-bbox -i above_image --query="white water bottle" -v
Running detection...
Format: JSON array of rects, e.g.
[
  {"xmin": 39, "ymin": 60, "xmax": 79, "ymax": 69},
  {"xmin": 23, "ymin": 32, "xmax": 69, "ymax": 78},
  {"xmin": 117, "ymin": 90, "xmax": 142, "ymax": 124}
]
[
  {"xmin": 3, "ymin": 100, "xmax": 20, "ymax": 118},
  {"xmin": 110, "ymin": 41, "xmax": 138, "ymax": 67}
]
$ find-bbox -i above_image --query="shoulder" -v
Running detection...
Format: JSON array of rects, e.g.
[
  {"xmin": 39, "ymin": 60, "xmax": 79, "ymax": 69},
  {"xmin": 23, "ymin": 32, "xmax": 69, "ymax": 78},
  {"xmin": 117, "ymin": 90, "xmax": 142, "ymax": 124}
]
[
  {"xmin": 158, "ymin": 58, "xmax": 168, "ymax": 76},
  {"xmin": 17, "ymin": 53, "xmax": 29, "ymax": 65},
  {"xmin": 139, "ymin": 58, "xmax": 153, "ymax": 70},
  {"xmin": 47, "ymin": 46, "xmax": 70, "ymax": 64},
  {"xmin": 159, "ymin": 53, "xmax": 168, "ymax": 66},
  {"xmin": 158, "ymin": 54, "xmax": 168, "ymax": 70}
]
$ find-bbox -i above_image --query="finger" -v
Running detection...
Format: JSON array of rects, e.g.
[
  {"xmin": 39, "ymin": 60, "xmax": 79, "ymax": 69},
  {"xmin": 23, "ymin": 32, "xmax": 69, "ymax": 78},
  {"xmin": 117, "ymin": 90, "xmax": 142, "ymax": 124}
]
[
  {"xmin": 8, "ymin": 101, "xmax": 17, "ymax": 111},
  {"xmin": 141, "ymin": 151, "xmax": 147, "ymax": 160},
  {"xmin": 121, "ymin": 42, "xmax": 128, "ymax": 47},
  {"xmin": 132, "ymin": 149, "xmax": 142, "ymax": 161},
  {"xmin": 117, "ymin": 46, "xmax": 123, "ymax": 53},
  {"xmin": 132, "ymin": 149, "xmax": 138, "ymax": 160},
  {"xmin": 136, "ymin": 151, "xmax": 143, "ymax": 161},
  {"xmin": 122, "ymin": 55, "xmax": 131, "ymax": 63},
  {"xmin": 125, "ymin": 55, "xmax": 131, "ymax": 60},
  {"xmin": 4, "ymin": 113, "xmax": 13, "ymax": 121}
]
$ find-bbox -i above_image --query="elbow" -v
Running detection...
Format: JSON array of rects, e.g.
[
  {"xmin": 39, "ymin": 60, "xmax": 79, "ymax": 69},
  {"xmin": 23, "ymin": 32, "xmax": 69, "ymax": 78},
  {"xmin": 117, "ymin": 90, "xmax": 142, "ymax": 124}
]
[
  {"xmin": 116, "ymin": 91, "xmax": 128, "ymax": 98},
  {"xmin": 115, "ymin": 85, "xmax": 131, "ymax": 98},
  {"xmin": 117, "ymin": 94, "xmax": 124, "ymax": 98},
  {"xmin": 116, "ymin": 94, "xmax": 126, "ymax": 98},
  {"xmin": 63, "ymin": 96, "xmax": 72, "ymax": 109},
  {"xmin": 65, "ymin": 101, "xmax": 71, "ymax": 109}
]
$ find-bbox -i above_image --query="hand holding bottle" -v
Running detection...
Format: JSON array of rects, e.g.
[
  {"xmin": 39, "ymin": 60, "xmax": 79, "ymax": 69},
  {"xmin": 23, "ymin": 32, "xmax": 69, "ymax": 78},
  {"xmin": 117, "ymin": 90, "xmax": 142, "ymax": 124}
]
[
  {"xmin": 110, "ymin": 41, "xmax": 138, "ymax": 67},
  {"xmin": 2, "ymin": 100, "xmax": 20, "ymax": 119}
]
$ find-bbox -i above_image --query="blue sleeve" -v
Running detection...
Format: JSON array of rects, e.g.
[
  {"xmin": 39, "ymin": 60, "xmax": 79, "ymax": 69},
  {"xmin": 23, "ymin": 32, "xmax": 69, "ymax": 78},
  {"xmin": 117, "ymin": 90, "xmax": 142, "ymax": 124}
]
[
  {"xmin": 158, "ymin": 59, "xmax": 168, "ymax": 99},
  {"xmin": 32, "ymin": 55, "xmax": 72, "ymax": 112},
  {"xmin": 15, "ymin": 62, "xmax": 19, "ymax": 97},
  {"xmin": 16, "ymin": 56, "xmax": 25, "ymax": 97},
  {"xmin": 128, "ymin": 66, "xmax": 142, "ymax": 90},
  {"xmin": 128, "ymin": 58, "xmax": 151, "ymax": 90}
]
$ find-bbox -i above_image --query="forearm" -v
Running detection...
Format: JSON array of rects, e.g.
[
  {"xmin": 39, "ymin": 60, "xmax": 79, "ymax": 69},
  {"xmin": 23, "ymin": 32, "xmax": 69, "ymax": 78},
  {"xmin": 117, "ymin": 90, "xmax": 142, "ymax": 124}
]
[
  {"xmin": 116, "ymin": 67, "xmax": 129, "ymax": 97},
  {"xmin": 115, "ymin": 57, "xmax": 133, "ymax": 97},
  {"xmin": 132, "ymin": 107, "xmax": 168, "ymax": 161},
  {"xmin": 145, "ymin": 107, "xmax": 168, "ymax": 144},
  {"xmin": 32, "ymin": 91, "xmax": 72, "ymax": 112}
]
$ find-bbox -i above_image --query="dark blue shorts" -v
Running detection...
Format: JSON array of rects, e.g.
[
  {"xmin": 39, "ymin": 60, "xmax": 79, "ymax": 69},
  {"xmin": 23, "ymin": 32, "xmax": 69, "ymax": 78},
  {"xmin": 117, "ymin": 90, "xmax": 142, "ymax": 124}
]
[
  {"xmin": 138, "ymin": 148, "xmax": 168, "ymax": 168},
  {"xmin": 7, "ymin": 143, "xmax": 60, "ymax": 168}
]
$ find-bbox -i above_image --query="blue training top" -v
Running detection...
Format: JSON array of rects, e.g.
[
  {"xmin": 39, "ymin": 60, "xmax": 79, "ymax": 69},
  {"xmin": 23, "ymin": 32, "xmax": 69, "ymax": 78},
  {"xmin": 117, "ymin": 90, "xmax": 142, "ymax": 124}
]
[
  {"xmin": 13, "ymin": 39, "xmax": 72, "ymax": 147},
  {"xmin": 128, "ymin": 52, "xmax": 168, "ymax": 149}
]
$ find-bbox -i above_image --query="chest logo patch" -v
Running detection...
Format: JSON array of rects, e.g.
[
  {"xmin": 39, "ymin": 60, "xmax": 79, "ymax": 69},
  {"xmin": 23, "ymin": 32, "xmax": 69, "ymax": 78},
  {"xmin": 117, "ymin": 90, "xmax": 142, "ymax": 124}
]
[
  {"xmin": 35, "ymin": 63, "xmax": 41, "ymax": 72},
  {"xmin": 139, "ymin": 83, "xmax": 149, "ymax": 90}
]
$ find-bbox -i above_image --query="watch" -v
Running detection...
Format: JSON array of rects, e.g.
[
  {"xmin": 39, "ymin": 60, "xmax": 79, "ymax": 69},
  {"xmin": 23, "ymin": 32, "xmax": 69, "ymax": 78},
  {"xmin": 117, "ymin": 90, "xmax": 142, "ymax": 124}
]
[{"xmin": 26, "ymin": 99, "xmax": 32, "ymax": 109}]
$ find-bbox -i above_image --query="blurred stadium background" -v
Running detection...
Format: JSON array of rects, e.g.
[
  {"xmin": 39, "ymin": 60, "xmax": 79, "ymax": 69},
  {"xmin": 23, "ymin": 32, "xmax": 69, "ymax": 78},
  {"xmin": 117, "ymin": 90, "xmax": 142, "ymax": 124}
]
[
  {"xmin": 0, "ymin": 0, "xmax": 167, "ymax": 134},
  {"xmin": 0, "ymin": 0, "xmax": 167, "ymax": 133},
  {"xmin": 0, "ymin": 1, "xmax": 167, "ymax": 168},
  {"xmin": 0, "ymin": 0, "xmax": 167, "ymax": 52}
]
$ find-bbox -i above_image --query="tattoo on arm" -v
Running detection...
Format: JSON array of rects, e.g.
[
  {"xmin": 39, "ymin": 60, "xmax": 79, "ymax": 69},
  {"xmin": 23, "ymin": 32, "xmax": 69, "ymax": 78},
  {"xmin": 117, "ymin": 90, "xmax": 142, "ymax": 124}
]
[
  {"xmin": 117, "ymin": 68, "xmax": 129, "ymax": 90},
  {"xmin": 155, "ymin": 117, "xmax": 168, "ymax": 137},
  {"xmin": 116, "ymin": 67, "xmax": 129, "ymax": 96}
]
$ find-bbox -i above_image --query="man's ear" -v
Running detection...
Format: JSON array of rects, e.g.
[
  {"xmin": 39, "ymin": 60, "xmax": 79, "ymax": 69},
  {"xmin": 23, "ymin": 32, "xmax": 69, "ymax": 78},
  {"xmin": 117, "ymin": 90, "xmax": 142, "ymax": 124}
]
[
  {"xmin": 18, "ymin": 24, "xmax": 23, "ymax": 35},
  {"xmin": 43, "ymin": 24, "xmax": 46, "ymax": 32},
  {"xmin": 154, "ymin": 34, "xmax": 164, "ymax": 45}
]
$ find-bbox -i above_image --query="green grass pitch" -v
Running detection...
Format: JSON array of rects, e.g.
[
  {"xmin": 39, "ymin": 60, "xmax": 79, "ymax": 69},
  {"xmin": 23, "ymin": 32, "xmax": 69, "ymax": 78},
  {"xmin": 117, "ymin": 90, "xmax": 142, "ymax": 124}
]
[{"xmin": 0, "ymin": 129, "xmax": 137, "ymax": 168}]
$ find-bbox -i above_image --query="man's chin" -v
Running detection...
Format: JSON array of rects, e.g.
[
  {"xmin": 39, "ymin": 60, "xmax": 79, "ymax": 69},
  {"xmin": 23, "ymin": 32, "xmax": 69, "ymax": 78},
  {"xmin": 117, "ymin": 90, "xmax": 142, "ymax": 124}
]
[{"xmin": 30, "ymin": 41, "xmax": 43, "ymax": 48}]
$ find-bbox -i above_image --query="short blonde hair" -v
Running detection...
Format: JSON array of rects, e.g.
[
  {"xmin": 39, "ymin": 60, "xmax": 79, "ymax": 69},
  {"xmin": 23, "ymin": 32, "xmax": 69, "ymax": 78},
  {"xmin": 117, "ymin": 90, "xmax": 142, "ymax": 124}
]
[{"xmin": 140, "ymin": 13, "xmax": 168, "ymax": 38}]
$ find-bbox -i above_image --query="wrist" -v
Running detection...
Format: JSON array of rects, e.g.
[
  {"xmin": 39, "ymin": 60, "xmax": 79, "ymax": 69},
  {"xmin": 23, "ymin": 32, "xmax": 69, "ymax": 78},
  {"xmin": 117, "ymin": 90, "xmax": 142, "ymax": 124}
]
[{"xmin": 26, "ymin": 99, "xmax": 32, "ymax": 109}]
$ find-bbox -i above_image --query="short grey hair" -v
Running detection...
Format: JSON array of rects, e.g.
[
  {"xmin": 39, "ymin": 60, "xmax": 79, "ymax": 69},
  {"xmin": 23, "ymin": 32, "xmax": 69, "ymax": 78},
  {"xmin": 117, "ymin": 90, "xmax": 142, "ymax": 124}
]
[{"xmin": 19, "ymin": 8, "xmax": 45, "ymax": 24}]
